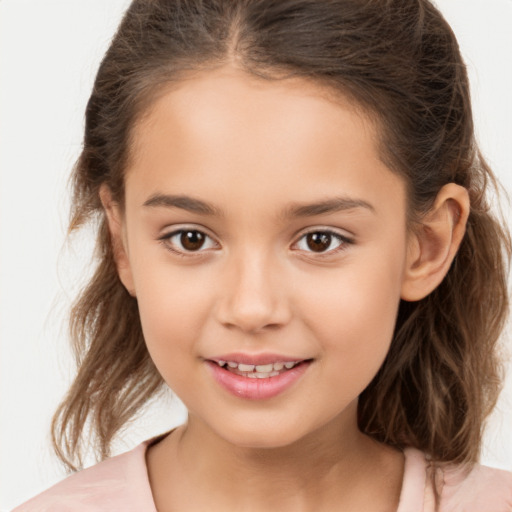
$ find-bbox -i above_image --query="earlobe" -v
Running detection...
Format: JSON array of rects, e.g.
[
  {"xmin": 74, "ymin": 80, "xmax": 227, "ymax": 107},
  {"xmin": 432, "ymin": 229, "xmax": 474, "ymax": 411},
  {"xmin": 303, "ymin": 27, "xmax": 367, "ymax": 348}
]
[
  {"xmin": 401, "ymin": 183, "xmax": 469, "ymax": 302},
  {"xmin": 99, "ymin": 184, "xmax": 136, "ymax": 297}
]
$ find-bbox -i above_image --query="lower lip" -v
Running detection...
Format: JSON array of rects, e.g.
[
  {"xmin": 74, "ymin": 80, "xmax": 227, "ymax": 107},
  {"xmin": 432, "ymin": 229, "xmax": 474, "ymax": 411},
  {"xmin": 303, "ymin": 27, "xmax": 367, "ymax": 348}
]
[{"xmin": 206, "ymin": 361, "xmax": 311, "ymax": 400}]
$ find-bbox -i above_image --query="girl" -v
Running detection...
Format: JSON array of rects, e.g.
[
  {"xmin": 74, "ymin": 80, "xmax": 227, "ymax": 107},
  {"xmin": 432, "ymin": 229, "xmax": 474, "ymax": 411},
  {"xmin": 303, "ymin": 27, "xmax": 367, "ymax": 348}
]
[{"xmin": 12, "ymin": 0, "xmax": 512, "ymax": 510}]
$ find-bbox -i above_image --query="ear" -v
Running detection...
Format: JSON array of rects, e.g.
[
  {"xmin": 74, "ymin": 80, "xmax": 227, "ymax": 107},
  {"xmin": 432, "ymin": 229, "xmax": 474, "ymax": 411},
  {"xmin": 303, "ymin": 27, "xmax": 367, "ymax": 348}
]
[
  {"xmin": 401, "ymin": 183, "xmax": 469, "ymax": 302},
  {"xmin": 99, "ymin": 184, "xmax": 136, "ymax": 296}
]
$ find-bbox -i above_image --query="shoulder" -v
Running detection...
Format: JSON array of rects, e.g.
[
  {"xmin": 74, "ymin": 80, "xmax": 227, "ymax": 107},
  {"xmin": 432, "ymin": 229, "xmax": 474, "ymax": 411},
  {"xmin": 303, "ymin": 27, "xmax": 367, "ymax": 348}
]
[
  {"xmin": 11, "ymin": 438, "xmax": 159, "ymax": 512},
  {"xmin": 400, "ymin": 448, "xmax": 512, "ymax": 512},
  {"xmin": 437, "ymin": 459, "xmax": 512, "ymax": 512}
]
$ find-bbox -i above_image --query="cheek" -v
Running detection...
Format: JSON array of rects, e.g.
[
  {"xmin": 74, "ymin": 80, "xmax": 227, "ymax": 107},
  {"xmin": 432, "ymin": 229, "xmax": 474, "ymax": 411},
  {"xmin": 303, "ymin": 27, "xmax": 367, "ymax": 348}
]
[
  {"xmin": 132, "ymin": 245, "xmax": 213, "ymax": 332},
  {"xmin": 132, "ymin": 263, "xmax": 212, "ymax": 382},
  {"xmin": 300, "ymin": 248, "xmax": 405, "ymax": 379}
]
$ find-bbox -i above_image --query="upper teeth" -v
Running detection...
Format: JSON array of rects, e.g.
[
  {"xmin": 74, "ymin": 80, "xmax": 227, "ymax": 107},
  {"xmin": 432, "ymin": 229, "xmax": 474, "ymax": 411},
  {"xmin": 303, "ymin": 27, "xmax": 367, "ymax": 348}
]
[{"xmin": 216, "ymin": 361, "xmax": 298, "ymax": 372}]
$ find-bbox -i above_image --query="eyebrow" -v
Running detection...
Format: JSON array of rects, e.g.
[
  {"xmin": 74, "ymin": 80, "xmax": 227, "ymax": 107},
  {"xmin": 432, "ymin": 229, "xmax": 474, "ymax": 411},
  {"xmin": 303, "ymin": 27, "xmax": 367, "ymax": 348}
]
[
  {"xmin": 283, "ymin": 197, "xmax": 375, "ymax": 218},
  {"xmin": 143, "ymin": 194, "xmax": 222, "ymax": 216},
  {"xmin": 143, "ymin": 193, "xmax": 375, "ymax": 218}
]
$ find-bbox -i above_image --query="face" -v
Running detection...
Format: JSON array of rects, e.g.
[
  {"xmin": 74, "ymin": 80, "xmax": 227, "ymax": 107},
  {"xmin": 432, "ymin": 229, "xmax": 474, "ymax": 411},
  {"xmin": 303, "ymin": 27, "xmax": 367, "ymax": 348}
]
[{"xmin": 112, "ymin": 67, "xmax": 411, "ymax": 449}]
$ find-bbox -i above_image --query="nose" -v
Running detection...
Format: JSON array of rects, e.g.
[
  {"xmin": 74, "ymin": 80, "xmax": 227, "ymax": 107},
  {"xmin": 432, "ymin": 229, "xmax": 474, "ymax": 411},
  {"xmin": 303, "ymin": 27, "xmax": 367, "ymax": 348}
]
[{"xmin": 215, "ymin": 250, "xmax": 291, "ymax": 333}]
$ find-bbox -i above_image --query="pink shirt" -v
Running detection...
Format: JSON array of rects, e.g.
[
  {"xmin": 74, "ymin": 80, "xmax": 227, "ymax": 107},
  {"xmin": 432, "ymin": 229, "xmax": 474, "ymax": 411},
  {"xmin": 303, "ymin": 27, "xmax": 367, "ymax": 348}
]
[{"xmin": 13, "ymin": 433, "xmax": 512, "ymax": 511}]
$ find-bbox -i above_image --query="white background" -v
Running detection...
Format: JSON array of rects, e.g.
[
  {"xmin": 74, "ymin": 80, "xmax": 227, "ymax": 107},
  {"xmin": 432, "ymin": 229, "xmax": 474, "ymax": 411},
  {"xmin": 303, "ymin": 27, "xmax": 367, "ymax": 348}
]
[{"xmin": 1, "ymin": 0, "xmax": 511, "ymax": 510}]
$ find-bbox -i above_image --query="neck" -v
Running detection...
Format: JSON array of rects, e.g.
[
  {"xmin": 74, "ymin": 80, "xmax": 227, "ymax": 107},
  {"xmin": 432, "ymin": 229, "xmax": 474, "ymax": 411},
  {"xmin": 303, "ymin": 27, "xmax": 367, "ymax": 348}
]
[{"xmin": 146, "ymin": 403, "xmax": 404, "ymax": 512}]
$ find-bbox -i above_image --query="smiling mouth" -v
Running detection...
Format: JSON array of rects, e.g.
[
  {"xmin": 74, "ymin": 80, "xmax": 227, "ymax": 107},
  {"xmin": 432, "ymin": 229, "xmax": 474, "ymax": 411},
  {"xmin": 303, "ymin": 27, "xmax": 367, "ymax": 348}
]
[
  {"xmin": 207, "ymin": 357, "xmax": 313, "ymax": 399},
  {"xmin": 212, "ymin": 360, "xmax": 307, "ymax": 379}
]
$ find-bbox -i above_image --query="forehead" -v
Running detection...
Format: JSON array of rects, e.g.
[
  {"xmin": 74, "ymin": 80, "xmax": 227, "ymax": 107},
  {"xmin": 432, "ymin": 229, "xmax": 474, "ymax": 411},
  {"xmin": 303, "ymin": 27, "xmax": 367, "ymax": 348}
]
[
  {"xmin": 129, "ymin": 66, "xmax": 374, "ymax": 165},
  {"xmin": 124, "ymin": 66, "xmax": 405, "ymax": 218}
]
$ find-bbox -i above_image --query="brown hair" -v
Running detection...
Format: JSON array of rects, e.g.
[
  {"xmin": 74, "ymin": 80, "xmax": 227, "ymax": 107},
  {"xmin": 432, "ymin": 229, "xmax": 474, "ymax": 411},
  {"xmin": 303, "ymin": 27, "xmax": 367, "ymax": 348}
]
[{"xmin": 52, "ymin": 0, "xmax": 511, "ymax": 473}]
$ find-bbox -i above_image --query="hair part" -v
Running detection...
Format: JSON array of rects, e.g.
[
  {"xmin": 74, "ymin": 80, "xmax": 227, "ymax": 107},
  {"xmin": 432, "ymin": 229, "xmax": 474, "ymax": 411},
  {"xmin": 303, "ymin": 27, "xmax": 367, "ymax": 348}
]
[{"xmin": 52, "ymin": 0, "xmax": 510, "ymax": 475}]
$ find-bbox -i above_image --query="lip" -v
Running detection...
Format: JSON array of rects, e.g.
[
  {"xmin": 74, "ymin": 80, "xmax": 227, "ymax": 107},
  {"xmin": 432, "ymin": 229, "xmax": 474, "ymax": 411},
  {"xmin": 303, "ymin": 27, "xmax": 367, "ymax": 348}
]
[
  {"xmin": 205, "ymin": 357, "xmax": 312, "ymax": 400},
  {"xmin": 209, "ymin": 352, "xmax": 305, "ymax": 366}
]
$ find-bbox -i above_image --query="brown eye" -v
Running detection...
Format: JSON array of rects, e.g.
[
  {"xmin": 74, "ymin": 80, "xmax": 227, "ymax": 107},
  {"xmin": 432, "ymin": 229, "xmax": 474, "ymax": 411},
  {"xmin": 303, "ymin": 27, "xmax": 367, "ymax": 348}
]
[
  {"xmin": 180, "ymin": 230, "xmax": 206, "ymax": 251},
  {"xmin": 295, "ymin": 230, "xmax": 350, "ymax": 254},
  {"xmin": 306, "ymin": 232, "xmax": 333, "ymax": 252},
  {"xmin": 161, "ymin": 228, "xmax": 217, "ymax": 254}
]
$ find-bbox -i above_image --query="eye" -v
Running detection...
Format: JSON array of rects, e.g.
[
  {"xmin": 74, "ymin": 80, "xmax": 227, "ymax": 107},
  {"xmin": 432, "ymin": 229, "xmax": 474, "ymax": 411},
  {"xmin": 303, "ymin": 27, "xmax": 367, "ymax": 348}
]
[
  {"xmin": 160, "ymin": 229, "xmax": 218, "ymax": 254},
  {"xmin": 294, "ymin": 230, "xmax": 352, "ymax": 254}
]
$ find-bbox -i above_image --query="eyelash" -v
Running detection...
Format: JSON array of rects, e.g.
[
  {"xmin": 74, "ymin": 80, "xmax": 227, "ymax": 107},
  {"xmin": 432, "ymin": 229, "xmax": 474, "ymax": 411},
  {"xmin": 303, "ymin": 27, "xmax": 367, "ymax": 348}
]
[
  {"xmin": 158, "ymin": 227, "xmax": 354, "ymax": 257},
  {"xmin": 158, "ymin": 228, "xmax": 218, "ymax": 258},
  {"xmin": 293, "ymin": 229, "xmax": 353, "ymax": 257}
]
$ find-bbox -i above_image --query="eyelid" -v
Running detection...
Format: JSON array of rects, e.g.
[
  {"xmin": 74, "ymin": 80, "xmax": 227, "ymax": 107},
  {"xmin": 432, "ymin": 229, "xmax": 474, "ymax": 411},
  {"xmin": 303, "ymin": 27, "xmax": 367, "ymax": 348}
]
[
  {"xmin": 292, "ymin": 227, "xmax": 355, "ymax": 255},
  {"xmin": 159, "ymin": 223, "xmax": 215, "ymax": 238},
  {"xmin": 158, "ymin": 225, "xmax": 220, "ymax": 255},
  {"xmin": 157, "ymin": 224, "xmax": 354, "ymax": 258}
]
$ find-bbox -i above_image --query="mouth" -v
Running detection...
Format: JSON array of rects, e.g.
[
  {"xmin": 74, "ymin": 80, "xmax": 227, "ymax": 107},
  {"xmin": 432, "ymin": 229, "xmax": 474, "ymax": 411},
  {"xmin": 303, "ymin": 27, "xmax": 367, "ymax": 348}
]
[
  {"xmin": 205, "ymin": 355, "xmax": 313, "ymax": 400},
  {"xmin": 211, "ymin": 359, "xmax": 305, "ymax": 379}
]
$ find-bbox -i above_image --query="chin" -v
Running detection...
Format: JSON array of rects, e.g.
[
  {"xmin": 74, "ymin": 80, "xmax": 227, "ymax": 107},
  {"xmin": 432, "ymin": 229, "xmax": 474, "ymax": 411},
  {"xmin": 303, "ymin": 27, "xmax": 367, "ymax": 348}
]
[{"xmin": 211, "ymin": 417, "xmax": 311, "ymax": 451}]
